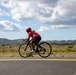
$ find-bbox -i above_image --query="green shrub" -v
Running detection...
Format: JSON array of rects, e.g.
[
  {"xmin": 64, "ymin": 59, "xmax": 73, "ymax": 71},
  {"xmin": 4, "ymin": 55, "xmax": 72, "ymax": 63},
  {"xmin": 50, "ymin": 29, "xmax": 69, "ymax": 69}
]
[{"xmin": 67, "ymin": 45, "xmax": 75, "ymax": 52}]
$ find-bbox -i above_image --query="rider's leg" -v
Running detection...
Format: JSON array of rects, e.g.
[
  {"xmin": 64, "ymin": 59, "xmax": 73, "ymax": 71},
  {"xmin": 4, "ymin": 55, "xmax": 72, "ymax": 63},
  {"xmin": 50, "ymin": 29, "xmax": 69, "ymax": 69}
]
[
  {"xmin": 30, "ymin": 42, "xmax": 35, "ymax": 50},
  {"xmin": 30, "ymin": 42, "xmax": 36, "ymax": 52},
  {"xmin": 31, "ymin": 36, "xmax": 41, "ymax": 52}
]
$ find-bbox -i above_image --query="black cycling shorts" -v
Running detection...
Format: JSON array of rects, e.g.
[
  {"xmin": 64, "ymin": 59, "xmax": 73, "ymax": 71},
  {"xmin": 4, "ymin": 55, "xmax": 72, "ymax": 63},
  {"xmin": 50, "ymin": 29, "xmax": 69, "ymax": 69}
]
[{"xmin": 32, "ymin": 36, "xmax": 41, "ymax": 43}]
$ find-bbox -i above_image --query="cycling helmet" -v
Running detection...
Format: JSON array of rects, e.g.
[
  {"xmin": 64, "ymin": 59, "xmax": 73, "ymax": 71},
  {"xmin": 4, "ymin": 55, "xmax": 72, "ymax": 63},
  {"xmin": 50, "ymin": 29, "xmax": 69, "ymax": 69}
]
[{"xmin": 26, "ymin": 27, "xmax": 31, "ymax": 32}]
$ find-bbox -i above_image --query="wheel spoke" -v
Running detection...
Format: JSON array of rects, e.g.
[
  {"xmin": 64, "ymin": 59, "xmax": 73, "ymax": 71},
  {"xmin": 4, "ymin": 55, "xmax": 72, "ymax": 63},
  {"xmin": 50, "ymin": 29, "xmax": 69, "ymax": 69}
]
[
  {"xmin": 38, "ymin": 42, "xmax": 52, "ymax": 58},
  {"xmin": 18, "ymin": 43, "xmax": 31, "ymax": 58}
]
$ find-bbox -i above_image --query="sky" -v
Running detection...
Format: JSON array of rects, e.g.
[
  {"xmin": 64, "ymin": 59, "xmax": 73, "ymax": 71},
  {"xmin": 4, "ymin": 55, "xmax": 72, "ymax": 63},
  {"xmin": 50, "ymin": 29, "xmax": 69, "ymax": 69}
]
[{"xmin": 0, "ymin": 0, "xmax": 76, "ymax": 40}]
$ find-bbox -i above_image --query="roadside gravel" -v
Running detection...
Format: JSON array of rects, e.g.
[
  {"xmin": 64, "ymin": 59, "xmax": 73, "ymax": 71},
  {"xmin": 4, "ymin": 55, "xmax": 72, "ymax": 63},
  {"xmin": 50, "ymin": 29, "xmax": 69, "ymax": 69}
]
[{"xmin": 0, "ymin": 52, "xmax": 76, "ymax": 58}]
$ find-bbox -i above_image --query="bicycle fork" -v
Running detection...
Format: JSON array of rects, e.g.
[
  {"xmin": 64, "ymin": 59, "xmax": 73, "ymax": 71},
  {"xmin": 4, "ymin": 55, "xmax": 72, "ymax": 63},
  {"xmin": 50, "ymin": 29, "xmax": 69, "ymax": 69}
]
[{"xmin": 24, "ymin": 43, "xmax": 29, "ymax": 51}]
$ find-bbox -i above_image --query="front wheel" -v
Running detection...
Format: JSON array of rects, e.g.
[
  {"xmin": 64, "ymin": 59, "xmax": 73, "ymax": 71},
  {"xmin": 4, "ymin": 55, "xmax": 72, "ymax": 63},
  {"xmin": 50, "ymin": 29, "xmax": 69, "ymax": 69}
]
[
  {"xmin": 38, "ymin": 42, "xmax": 52, "ymax": 58},
  {"xmin": 18, "ymin": 43, "xmax": 31, "ymax": 58}
]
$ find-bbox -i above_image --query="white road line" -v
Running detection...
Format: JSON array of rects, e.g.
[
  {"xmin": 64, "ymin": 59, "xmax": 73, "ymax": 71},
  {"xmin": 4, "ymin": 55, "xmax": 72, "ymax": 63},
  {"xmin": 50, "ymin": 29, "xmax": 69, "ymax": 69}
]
[{"xmin": 0, "ymin": 58, "xmax": 76, "ymax": 61}]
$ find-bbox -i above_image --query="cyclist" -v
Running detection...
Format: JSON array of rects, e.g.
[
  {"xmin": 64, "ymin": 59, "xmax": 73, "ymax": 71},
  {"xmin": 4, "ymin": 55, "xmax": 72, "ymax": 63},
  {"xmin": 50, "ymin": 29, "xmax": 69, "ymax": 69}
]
[{"xmin": 26, "ymin": 27, "xmax": 41, "ymax": 52}]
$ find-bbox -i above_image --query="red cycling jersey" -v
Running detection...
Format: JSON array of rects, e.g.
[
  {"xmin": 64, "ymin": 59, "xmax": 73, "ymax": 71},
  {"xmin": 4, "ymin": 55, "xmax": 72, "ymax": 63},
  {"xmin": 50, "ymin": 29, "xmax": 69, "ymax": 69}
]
[{"xmin": 28, "ymin": 31, "xmax": 40, "ymax": 40}]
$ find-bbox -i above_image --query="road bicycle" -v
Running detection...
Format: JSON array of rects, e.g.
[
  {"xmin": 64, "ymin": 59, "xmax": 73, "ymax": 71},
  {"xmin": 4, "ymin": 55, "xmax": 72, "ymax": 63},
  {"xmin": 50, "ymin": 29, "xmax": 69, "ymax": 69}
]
[{"xmin": 18, "ymin": 39, "xmax": 52, "ymax": 58}]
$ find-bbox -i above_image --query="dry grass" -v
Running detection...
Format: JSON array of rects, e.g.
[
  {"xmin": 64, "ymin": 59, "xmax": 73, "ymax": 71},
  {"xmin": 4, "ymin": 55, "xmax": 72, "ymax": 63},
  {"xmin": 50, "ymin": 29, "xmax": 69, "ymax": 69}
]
[
  {"xmin": 52, "ymin": 44, "xmax": 76, "ymax": 52},
  {"xmin": 0, "ymin": 44, "xmax": 76, "ymax": 56}
]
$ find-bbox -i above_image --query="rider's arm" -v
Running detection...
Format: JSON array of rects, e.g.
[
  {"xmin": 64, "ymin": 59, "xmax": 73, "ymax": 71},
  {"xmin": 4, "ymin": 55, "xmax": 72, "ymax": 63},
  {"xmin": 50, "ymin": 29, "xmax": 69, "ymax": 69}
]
[
  {"xmin": 27, "ymin": 35, "xmax": 30, "ymax": 41},
  {"xmin": 27, "ymin": 32, "xmax": 33, "ymax": 42}
]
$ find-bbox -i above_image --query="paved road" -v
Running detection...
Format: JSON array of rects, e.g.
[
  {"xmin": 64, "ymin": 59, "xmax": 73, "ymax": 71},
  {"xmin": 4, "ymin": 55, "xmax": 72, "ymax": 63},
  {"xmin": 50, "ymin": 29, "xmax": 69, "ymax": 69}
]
[{"xmin": 0, "ymin": 58, "xmax": 76, "ymax": 75}]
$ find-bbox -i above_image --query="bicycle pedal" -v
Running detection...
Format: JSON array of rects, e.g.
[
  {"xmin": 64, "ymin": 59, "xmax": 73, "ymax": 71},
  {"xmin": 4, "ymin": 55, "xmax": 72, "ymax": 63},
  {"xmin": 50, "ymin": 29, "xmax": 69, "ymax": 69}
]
[
  {"xmin": 29, "ymin": 53, "xmax": 34, "ymax": 57},
  {"xmin": 43, "ymin": 49, "xmax": 46, "ymax": 52}
]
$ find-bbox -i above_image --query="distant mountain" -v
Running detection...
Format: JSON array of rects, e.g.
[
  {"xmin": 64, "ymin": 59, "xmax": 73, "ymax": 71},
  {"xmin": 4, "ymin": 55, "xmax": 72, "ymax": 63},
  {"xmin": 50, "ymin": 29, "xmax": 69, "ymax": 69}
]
[
  {"xmin": 0, "ymin": 38, "xmax": 76, "ymax": 45},
  {"xmin": 0, "ymin": 38, "xmax": 23, "ymax": 45},
  {"xmin": 46, "ymin": 40, "xmax": 76, "ymax": 44}
]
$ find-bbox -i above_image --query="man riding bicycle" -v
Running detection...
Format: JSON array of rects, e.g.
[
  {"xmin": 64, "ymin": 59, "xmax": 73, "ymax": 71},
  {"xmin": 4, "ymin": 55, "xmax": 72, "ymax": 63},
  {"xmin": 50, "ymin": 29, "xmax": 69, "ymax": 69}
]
[
  {"xmin": 18, "ymin": 27, "xmax": 52, "ymax": 58},
  {"xmin": 26, "ymin": 27, "xmax": 41, "ymax": 52}
]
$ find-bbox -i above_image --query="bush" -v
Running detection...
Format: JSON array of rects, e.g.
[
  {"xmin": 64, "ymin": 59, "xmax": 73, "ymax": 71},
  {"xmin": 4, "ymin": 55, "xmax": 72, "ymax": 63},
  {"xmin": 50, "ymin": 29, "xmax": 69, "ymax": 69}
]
[{"xmin": 67, "ymin": 45, "xmax": 75, "ymax": 52}]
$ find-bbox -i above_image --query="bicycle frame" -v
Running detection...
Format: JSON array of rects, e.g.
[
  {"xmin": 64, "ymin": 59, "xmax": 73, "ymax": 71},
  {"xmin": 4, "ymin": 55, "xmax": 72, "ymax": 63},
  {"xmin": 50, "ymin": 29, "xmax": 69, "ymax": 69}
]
[
  {"xmin": 18, "ymin": 39, "xmax": 52, "ymax": 58},
  {"xmin": 24, "ymin": 39, "xmax": 45, "ymax": 52}
]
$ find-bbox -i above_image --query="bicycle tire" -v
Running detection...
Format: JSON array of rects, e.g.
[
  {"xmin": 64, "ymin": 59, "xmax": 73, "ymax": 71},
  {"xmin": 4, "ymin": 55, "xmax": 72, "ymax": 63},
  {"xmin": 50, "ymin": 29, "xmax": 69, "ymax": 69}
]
[
  {"xmin": 18, "ymin": 43, "xmax": 31, "ymax": 58},
  {"xmin": 38, "ymin": 42, "xmax": 52, "ymax": 58}
]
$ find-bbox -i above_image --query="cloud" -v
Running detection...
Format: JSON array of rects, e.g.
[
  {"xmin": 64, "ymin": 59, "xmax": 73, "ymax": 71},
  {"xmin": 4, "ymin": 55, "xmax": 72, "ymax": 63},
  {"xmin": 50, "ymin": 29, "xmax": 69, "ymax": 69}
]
[
  {"xmin": 43, "ymin": 0, "xmax": 76, "ymax": 24},
  {"xmin": 52, "ymin": 25, "xmax": 76, "ymax": 29},
  {"xmin": 1, "ymin": 0, "xmax": 58, "ymax": 21},
  {"xmin": 14, "ymin": 0, "xmax": 59, "ymax": 7},
  {"xmin": 0, "ymin": 8, "xmax": 10, "ymax": 16},
  {"xmin": 38, "ymin": 26, "xmax": 50, "ymax": 32},
  {"xmin": 0, "ymin": 20, "xmax": 23, "ymax": 32},
  {"xmin": 1, "ymin": 0, "xmax": 76, "ymax": 29}
]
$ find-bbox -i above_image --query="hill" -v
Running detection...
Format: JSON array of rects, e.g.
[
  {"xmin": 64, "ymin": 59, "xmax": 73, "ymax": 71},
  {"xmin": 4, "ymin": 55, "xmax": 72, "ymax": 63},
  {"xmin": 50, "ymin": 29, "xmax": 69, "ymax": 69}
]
[
  {"xmin": 0, "ymin": 38, "xmax": 23, "ymax": 45},
  {"xmin": 46, "ymin": 40, "xmax": 76, "ymax": 44},
  {"xmin": 0, "ymin": 38, "xmax": 76, "ymax": 45}
]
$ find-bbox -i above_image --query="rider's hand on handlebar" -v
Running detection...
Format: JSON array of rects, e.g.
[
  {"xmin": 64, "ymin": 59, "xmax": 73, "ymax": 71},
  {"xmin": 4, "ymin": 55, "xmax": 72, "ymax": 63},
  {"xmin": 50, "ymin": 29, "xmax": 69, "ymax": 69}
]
[
  {"xmin": 24, "ymin": 38, "xmax": 28, "ymax": 42},
  {"xmin": 24, "ymin": 38, "xmax": 30, "ymax": 43},
  {"xmin": 23, "ymin": 38, "xmax": 27, "ymax": 42}
]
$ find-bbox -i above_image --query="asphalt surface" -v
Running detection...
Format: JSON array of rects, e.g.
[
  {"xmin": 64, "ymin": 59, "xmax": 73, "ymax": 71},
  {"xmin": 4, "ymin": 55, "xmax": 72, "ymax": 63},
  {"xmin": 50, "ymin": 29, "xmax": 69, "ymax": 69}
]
[{"xmin": 0, "ymin": 58, "xmax": 76, "ymax": 75}]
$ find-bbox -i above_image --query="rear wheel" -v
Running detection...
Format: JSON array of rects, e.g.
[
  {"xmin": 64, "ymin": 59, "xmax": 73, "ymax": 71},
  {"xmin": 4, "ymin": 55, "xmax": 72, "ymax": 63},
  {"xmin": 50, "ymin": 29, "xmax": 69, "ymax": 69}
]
[
  {"xmin": 38, "ymin": 42, "xmax": 52, "ymax": 58},
  {"xmin": 18, "ymin": 43, "xmax": 31, "ymax": 58}
]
